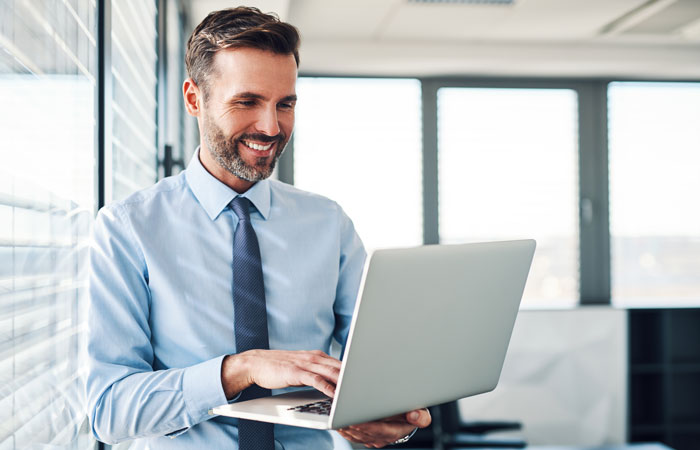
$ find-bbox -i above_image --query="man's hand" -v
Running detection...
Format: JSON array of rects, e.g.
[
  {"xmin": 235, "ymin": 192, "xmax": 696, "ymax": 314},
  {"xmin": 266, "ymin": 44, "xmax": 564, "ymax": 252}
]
[
  {"xmin": 221, "ymin": 349, "xmax": 340, "ymax": 399},
  {"xmin": 337, "ymin": 408, "xmax": 431, "ymax": 448}
]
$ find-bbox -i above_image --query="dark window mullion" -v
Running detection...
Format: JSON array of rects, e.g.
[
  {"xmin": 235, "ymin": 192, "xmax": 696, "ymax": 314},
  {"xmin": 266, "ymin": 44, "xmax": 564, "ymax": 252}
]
[
  {"xmin": 421, "ymin": 79, "xmax": 439, "ymax": 246},
  {"xmin": 97, "ymin": 0, "xmax": 112, "ymax": 209},
  {"xmin": 577, "ymin": 80, "xmax": 611, "ymax": 305}
]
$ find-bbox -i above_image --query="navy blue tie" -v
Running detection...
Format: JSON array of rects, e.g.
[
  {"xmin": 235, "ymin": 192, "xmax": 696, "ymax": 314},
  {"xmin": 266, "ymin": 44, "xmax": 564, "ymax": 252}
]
[{"xmin": 231, "ymin": 196, "xmax": 274, "ymax": 450}]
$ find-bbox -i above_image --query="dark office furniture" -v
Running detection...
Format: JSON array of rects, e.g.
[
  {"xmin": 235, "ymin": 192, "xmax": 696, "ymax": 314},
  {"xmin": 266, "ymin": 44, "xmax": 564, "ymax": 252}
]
[
  {"xmin": 629, "ymin": 308, "xmax": 700, "ymax": 450},
  {"xmin": 392, "ymin": 402, "xmax": 526, "ymax": 449},
  {"xmin": 525, "ymin": 445, "xmax": 672, "ymax": 450},
  {"xmin": 438, "ymin": 401, "xmax": 526, "ymax": 449}
]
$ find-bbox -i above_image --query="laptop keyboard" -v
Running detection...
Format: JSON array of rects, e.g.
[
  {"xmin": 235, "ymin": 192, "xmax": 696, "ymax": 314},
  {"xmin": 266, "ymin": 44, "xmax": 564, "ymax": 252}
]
[{"xmin": 287, "ymin": 399, "xmax": 332, "ymax": 415}]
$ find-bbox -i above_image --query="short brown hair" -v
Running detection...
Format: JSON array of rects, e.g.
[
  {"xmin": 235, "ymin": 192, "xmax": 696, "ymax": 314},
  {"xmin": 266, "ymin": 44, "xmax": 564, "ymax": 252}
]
[{"xmin": 185, "ymin": 6, "xmax": 300, "ymax": 95}]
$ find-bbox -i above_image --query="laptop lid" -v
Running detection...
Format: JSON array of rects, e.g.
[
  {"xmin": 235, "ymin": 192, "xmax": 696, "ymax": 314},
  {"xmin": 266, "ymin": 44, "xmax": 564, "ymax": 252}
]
[{"xmin": 329, "ymin": 239, "xmax": 535, "ymax": 428}]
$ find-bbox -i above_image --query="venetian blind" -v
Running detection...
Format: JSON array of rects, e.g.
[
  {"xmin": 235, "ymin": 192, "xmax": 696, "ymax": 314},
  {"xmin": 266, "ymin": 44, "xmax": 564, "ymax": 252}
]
[
  {"xmin": 0, "ymin": 0, "xmax": 97, "ymax": 448},
  {"xmin": 110, "ymin": 0, "xmax": 159, "ymax": 202}
]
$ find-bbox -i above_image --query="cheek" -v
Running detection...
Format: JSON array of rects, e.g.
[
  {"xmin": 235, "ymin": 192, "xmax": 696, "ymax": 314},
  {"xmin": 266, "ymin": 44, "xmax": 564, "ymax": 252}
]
[
  {"xmin": 221, "ymin": 111, "xmax": 258, "ymax": 137},
  {"xmin": 280, "ymin": 113, "xmax": 295, "ymax": 137}
]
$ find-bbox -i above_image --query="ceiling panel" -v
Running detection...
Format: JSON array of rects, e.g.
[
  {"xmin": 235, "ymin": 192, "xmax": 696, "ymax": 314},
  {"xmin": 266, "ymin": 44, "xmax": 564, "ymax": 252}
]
[
  {"xmin": 286, "ymin": 0, "xmax": 401, "ymax": 39},
  {"xmin": 188, "ymin": 0, "xmax": 700, "ymax": 77},
  {"xmin": 682, "ymin": 17, "xmax": 700, "ymax": 39},
  {"xmin": 492, "ymin": 0, "xmax": 649, "ymax": 39},
  {"xmin": 379, "ymin": 2, "xmax": 515, "ymax": 40},
  {"xmin": 189, "ymin": 0, "xmax": 291, "ymax": 28},
  {"xmin": 380, "ymin": 0, "xmax": 649, "ymax": 41},
  {"xmin": 624, "ymin": 0, "xmax": 700, "ymax": 34}
]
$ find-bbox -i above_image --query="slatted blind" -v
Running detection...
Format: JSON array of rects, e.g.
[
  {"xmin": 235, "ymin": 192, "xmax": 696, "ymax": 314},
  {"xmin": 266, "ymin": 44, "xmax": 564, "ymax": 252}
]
[
  {"xmin": 110, "ymin": 0, "xmax": 159, "ymax": 202},
  {"xmin": 0, "ymin": 0, "xmax": 97, "ymax": 449}
]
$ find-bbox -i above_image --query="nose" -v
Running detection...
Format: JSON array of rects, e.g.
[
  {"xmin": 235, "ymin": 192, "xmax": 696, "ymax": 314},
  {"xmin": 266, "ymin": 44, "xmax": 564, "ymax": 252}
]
[{"xmin": 255, "ymin": 105, "xmax": 281, "ymax": 137}]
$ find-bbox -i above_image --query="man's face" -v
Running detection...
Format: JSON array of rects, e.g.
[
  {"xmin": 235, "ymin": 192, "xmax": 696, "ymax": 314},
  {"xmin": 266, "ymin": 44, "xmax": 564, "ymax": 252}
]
[{"xmin": 199, "ymin": 47, "xmax": 297, "ymax": 182}]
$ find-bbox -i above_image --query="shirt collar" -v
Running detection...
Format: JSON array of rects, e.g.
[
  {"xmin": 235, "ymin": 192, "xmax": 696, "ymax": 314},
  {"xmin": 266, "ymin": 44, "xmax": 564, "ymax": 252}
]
[{"xmin": 185, "ymin": 147, "xmax": 271, "ymax": 221}]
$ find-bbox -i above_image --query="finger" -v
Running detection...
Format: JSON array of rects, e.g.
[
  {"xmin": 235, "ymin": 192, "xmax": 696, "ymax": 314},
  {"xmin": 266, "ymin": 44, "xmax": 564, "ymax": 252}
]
[
  {"xmin": 301, "ymin": 351, "xmax": 342, "ymax": 369},
  {"xmin": 342, "ymin": 428, "xmax": 387, "ymax": 448},
  {"xmin": 337, "ymin": 428, "xmax": 366, "ymax": 444},
  {"xmin": 340, "ymin": 426, "xmax": 389, "ymax": 448},
  {"xmin": 405, "ymin": 408, "xmax": 432, "ymax": 428},
  {"xmin": 297, "ymin": 370, "xmax": 337, "ymax": 397},
  {"xmin": 374, "ymin": 412, "xmax": 408, "ymax": 423},
  {"xmin": 348, "ymin": 421, "xmax": 415, "ymax": 443},
  {"xmin": 266, "ymin": 349, "xmax": 340, "ymax": 368},
  {"xmin": 246, "ymin": 350, "xmax": 340, "ymax": 395},
  {"xmin": 308, "ymin": 349, "xmax": 334, "ymax": 359},
  {"xmin": 298, "ymin": 361, "xmax": 341, "ymax": 385}
]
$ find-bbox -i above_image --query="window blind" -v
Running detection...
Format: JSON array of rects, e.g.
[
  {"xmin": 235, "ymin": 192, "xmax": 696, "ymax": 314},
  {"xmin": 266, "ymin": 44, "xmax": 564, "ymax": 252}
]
[
  {"xmin": 0, "ymin": 0, "xmax": 97, "ymax": 448},
  {"xmin": 110, "ymin": 0, "xmax": 159, "ymax": 202}
]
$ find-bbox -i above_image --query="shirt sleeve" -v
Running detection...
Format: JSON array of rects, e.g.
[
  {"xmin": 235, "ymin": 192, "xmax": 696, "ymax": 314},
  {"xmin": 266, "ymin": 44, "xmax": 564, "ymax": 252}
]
[
  {"xmin": 332, "ymin": 205, "xmax": 367, "ymax": 353},
  {"xmin": 86, "ymin": 204, "xmax": 229, "ymax": 444}
]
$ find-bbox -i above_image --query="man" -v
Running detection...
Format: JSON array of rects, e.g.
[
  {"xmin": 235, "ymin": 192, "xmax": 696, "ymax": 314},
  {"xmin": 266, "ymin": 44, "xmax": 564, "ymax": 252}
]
[{"xmin": 86, "ymin": 6, "xmax": 430, "ymax": 449}]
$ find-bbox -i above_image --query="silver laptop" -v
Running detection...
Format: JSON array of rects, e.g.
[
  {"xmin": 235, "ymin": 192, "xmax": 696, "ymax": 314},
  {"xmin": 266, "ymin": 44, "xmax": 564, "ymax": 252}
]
[{"xmin": 211, "ymin": 239, "xmax": 536, "ymax": 429}]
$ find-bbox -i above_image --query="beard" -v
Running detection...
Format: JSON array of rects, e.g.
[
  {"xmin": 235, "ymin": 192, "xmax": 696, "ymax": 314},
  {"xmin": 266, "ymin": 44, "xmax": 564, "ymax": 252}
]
[{"xmin": 202, "ymin": 112, "xmax": 287, "ymax": 182}]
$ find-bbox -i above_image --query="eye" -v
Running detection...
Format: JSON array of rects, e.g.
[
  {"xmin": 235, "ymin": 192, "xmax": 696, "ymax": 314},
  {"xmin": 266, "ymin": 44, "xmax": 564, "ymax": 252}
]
[
  {"xmin": 236, "ymin": 100, "xmax": 256, "ymax": 107},
  {"xmin": 278, "ymin": 102, "xmax": 295, "ymax": 110}
]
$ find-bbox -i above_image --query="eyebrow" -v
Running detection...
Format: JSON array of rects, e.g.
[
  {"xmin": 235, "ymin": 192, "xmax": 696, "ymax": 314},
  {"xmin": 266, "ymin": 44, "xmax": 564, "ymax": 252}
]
[{"xmin": 228, "ymin": 92, "xmax": 297, "ymax": 103}]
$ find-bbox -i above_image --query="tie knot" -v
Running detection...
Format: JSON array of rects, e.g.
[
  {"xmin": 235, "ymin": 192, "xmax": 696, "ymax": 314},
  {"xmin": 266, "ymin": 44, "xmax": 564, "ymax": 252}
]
[{"xmin": 230, "ymin": 196, "xmax": 251, "ymax": 221}]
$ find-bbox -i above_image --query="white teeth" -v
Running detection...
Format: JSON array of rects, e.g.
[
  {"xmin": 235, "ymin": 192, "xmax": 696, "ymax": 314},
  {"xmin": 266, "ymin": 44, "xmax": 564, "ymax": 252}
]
[{"xmin": 244, "ymin": 141, "xmax": 272, "ymax": 151}]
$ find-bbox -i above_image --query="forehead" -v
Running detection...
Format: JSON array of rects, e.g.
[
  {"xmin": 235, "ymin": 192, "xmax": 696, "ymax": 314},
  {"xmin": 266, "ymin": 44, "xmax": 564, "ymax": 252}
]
[{"xmin": 209, "ymin": 47, "xmax": 297, "ymax": 99}]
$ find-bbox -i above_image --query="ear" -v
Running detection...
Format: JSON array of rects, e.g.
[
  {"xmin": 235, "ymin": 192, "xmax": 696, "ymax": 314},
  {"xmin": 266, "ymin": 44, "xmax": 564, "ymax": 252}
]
[{"xmin": 183, "ymin": 78, "xmax": 202, "ymax": 117}]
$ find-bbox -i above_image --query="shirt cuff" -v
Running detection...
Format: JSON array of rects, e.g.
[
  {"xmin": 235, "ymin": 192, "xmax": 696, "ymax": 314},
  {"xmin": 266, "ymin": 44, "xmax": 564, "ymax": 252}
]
[{"xmin": 182, "ymin": 355, "xmax": 229, "ymax": 424}]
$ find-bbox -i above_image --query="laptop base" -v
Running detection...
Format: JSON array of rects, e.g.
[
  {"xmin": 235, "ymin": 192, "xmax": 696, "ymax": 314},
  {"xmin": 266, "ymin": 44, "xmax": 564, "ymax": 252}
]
[{"xmin": 211, "ymin": 388, "xmax": 332, "ymax": 429}]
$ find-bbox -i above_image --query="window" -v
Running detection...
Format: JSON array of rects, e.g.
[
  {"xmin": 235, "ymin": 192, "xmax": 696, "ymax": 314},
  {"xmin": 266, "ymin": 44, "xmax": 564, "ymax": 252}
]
[
  {"xmin": 110, "ymin": 0, "xmax": 159, "ymax": 201},
  {"xmin": 608, "ymin": 82, "xmax": 700, "ymax": 307},
  {"xmin": 0, "ymin": 0, "xmax": 97, "ymax": 448},
  {"xmin": 438, "ymin": 88, "xmax": 580, "ymax": 308},
  {"xmin": 293, "ymin": 78, "xmax": 423, "ymax": 252}
]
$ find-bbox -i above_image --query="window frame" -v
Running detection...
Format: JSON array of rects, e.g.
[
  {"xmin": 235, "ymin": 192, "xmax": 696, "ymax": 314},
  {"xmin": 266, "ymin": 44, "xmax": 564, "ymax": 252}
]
[
  {"xmin": 426, "ymin": 78, "xmax": 613, "ymax": 306},
  {"xmin": 425, "ymin": 77, "xmax": 613, "ymax": 306},
  {"xmin": 294, "ymin": 75, "xmax": 613, "ymax": 306}
]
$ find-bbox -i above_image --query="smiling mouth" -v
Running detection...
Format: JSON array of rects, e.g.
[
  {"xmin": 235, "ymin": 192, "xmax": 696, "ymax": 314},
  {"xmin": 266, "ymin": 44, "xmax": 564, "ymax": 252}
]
[{"xmin": 242, "ymin": 140, "xmax": 273, "ymax": 152}]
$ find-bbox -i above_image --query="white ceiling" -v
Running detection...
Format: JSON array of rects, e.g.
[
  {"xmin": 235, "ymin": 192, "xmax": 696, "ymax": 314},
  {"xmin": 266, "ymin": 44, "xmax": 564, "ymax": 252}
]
[{"xmin": 188, "ymin": 0, "xmax": 700, "ymax": 78}]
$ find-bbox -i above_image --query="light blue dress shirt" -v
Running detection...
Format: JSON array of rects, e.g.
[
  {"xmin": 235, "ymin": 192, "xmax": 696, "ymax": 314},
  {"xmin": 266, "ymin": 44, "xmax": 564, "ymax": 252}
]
[{"xmin": 86, "ymin": 150, "xmax": 366, "ymax": 449}]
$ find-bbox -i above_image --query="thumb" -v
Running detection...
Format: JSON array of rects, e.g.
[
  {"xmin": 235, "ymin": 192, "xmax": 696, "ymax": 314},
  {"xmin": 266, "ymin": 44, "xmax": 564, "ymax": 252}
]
[{"xmin": 406, "ymin": 409, "xmax": 431, "ymax": 428}]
